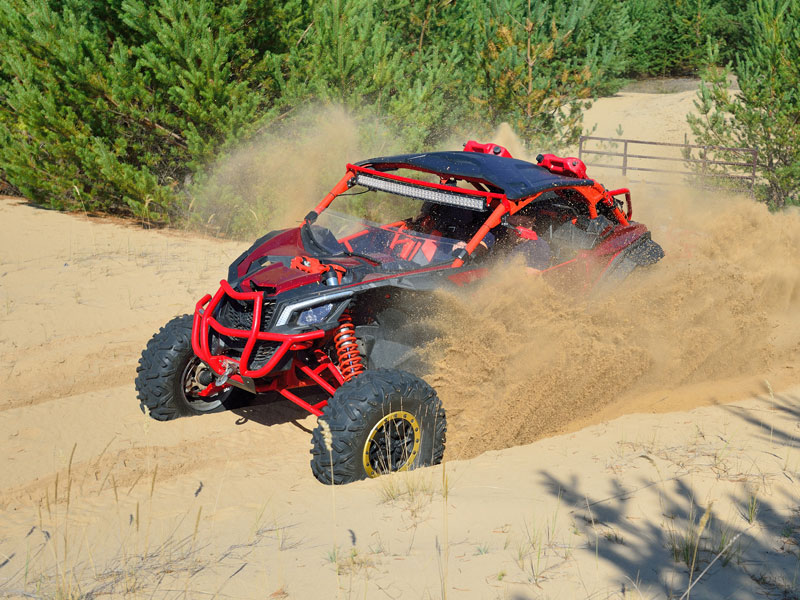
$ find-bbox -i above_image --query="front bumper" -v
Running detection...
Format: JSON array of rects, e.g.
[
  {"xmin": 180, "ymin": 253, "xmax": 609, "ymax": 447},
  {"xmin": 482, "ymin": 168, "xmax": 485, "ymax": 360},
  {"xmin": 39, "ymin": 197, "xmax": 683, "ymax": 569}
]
[{"xmin": 191, "ymin": 280, "xmax": 325, "ymax": 379}]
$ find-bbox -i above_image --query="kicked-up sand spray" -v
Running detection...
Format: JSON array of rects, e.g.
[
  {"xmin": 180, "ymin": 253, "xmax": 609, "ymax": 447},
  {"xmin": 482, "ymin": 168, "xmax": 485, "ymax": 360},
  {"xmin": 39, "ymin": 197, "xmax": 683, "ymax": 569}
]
[{"xmin": 424, "ymin": 187, "xmax": 800, "ymax": 459}]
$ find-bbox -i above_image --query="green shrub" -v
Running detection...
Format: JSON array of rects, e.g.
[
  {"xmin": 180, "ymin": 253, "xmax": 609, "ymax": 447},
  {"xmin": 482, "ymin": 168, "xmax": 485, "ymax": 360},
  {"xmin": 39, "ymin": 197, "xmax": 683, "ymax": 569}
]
[
  {"xmin": 688, "ymin": 0, "xmax": 800, "ymax": 208},
  {"xmin": 624, "ymin": 0, "xmax": 746, "ymax": 77},
  {"xmin": 0, "ymin": 0, "xmax": 276, "ymax": 222}
]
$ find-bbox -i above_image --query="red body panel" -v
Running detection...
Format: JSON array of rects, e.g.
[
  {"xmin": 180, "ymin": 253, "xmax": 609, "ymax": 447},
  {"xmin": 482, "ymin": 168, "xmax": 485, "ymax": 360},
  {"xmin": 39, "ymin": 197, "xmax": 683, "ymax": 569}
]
[
  {"xmin": 233, "ymin": 228, "xmax": 307, "ymax": 281},
  {"xmin": 246, "ymin": 263, "xmax": 320, "ymax": 294},
  {"xmin": 447, "ymin": 268, "xmax": 490, "ymax": 286},
  {"xmin": 594, "ymin": 224, "xmax": 649, "ymax": 256}
]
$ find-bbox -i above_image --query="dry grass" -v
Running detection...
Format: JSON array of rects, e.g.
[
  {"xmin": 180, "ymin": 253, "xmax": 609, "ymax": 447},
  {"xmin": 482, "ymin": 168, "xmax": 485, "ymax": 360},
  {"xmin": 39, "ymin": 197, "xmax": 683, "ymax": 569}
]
[
  {"xmin": 0, "ymin": 463, "xmax": 292, "ymax": 600},
  {"xmin": 3, "ymin": 382, "xmax": 800, "ymax": 600},
  {"xmin": 377, "ymin": 469, "xmax": 437, "ymax": 506}
]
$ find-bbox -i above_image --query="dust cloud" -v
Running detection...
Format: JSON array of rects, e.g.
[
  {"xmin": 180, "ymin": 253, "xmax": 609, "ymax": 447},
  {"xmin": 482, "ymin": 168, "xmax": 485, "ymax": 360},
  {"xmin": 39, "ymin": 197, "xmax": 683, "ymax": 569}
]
[
  {"xmin": 188, "ymin": 111, "xmax": 539, "ymax": 239},
  {"xmin": 426, "ymin": 188, "xmax": 800, "ymax": 460},
  {"xmin": 187, "ymin": 106, "xmax": 402, "ymax": 238}
]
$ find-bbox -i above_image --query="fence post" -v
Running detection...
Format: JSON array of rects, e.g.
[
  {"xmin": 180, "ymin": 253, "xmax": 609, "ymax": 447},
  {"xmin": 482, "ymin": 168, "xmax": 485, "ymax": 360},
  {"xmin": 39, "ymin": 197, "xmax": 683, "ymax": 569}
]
[
  {"xmin": 622, "ymin": 140, "xmax": 628, "ymax": 176},
  {"xmin": 578, "ymin": 136, "xmax": 584, "ymax": 161},
  {"xmin": 702, "ymin": 146, "xmax": 708, "ymax": 177},
  {"xmin": 750, "ymin": 148, "xmax": 757, "ymax": 192}
]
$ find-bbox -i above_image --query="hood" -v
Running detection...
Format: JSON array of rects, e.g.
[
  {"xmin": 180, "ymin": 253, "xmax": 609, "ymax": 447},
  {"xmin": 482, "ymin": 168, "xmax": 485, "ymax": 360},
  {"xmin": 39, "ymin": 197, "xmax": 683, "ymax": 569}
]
[
  {"xmin": 244, "ymin": 262, "xmax": 321, "ymax": 295},
  {"xmin": 230, "ymin": 227, "xmax": 375, "ymax": 296},
  {"xmin": 232, "ymin": 228, "xmax": 305, "ymax": 280}
]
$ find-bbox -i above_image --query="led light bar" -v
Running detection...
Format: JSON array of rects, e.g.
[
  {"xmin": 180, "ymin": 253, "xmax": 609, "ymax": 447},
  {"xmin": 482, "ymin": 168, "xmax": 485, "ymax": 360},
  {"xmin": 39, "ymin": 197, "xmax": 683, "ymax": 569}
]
[{"xmin": 354, "ymin": 173, "xmax": 487, "ymax": 211}]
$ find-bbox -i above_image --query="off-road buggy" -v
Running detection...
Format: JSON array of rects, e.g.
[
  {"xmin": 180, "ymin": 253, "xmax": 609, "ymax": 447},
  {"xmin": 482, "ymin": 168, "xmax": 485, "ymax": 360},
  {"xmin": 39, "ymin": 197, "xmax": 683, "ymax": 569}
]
[{"xmin": 135, "ymin": 141, "xmax": 663, "ymax": 484}]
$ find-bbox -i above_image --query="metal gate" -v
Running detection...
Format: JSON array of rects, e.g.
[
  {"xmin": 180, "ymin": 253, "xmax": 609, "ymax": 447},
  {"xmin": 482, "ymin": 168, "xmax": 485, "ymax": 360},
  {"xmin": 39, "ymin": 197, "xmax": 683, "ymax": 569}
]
[{"xmin": 578, "ymin": 136, "xmax": 758, "ymax": 191}]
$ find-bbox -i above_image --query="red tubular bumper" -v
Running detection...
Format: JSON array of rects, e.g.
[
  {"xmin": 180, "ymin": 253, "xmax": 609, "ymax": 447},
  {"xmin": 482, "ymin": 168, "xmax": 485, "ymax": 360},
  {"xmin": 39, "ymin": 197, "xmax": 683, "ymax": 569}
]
[{"xmin": 191, "ymin": 280, "xmax": 325, "ymax": 379}]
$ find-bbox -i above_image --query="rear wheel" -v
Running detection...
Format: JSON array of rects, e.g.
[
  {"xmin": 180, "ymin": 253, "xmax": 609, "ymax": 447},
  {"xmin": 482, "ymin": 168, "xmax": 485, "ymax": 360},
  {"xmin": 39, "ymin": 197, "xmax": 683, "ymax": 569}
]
[
  {"xmin": 135, "ymin": 314, "xmax": 232, "ymax": 420},
  {"xmin": 310, "ymin": 369, "xmax": 446, "ymax": 484},
  {"xmin": 597, "ymin": 236, "xmax": 664, "ymax": 288}
]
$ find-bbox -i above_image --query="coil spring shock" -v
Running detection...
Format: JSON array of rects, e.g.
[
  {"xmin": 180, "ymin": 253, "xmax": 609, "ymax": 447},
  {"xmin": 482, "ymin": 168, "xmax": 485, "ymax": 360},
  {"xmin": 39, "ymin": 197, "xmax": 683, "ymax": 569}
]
[{"xmin": 334, "ymin": 309, "xmax": 365, "ymax": 382}]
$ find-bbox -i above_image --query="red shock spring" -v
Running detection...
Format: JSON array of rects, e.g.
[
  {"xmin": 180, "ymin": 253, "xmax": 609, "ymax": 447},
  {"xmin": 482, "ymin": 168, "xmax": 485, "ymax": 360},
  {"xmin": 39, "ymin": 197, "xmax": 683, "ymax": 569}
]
[{"xmin": 334, "ymin": 309, "xmax": 365, "ymax": 382}]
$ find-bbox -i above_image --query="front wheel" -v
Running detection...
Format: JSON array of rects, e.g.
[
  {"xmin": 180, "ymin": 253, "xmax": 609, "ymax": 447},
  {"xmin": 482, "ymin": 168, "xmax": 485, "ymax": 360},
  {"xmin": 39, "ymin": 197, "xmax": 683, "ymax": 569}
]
[
  {"xmin": 310, "ymin": 369, "xmax": 446, "ymax": 484},
  {"xmin": 135, "ymin": 314, "xmax": 232, "ymax": 421}
]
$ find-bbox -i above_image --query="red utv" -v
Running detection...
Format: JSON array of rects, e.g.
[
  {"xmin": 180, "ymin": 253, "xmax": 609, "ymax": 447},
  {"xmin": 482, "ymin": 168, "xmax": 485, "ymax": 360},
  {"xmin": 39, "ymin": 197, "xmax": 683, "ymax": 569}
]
[{"xmin": 135, "ymin": 142, "xmax": 663, "ymax": 484}]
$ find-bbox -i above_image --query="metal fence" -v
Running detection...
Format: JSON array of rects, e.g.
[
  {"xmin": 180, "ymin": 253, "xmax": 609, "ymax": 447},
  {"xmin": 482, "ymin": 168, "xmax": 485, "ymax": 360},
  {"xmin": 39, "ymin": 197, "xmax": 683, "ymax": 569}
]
[{"xmin": 578, "ymin": 136, "xmax": 758, "ymax": 190}]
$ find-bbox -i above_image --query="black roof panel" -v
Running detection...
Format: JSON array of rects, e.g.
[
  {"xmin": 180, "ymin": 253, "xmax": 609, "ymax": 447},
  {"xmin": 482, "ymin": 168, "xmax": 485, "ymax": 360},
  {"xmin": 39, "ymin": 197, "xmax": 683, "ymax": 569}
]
[{"xmin": 356, "ymin": 151, "xmax": 593, "ymax": 200}]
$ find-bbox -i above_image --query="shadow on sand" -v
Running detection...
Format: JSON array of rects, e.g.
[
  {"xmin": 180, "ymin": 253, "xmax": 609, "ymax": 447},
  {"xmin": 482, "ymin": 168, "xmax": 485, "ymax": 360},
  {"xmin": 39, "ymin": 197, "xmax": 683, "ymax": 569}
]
[
  {"xmin": 226, "ymin": 389, "xmax": 325, "ymax": 434},
  {"xmin": 515, "ymin": 391, "xmax": 800, "ymax": 599}
]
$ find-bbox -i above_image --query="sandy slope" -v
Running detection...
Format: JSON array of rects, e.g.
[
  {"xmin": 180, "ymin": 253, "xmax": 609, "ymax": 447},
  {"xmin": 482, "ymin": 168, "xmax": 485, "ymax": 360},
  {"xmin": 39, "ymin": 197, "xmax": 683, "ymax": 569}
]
[
  {"xmin": 584, "ymin": 88, "xmax": 701, "ymax": 144},
  {"xmin": 0, "ymin": 201, "xmax": 315, "ymax": 511},
  {"xmin": 1, "ymin": 86, "xmax": 799, "ymax": 599}
]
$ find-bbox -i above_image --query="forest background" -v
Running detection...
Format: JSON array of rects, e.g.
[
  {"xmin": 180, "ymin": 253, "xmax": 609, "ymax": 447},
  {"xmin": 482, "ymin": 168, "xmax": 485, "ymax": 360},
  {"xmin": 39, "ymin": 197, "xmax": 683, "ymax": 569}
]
[{"xmin": 0, "ymin": 0, "xmax": 797, "ymax": 237}]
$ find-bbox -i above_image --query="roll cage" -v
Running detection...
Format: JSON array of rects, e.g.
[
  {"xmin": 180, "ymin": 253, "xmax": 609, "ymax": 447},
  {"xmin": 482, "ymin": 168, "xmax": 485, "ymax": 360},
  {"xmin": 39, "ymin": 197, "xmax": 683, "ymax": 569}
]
[{"xmin": 307, "ymin": 152, "xmax": 633, "ymax": 269}]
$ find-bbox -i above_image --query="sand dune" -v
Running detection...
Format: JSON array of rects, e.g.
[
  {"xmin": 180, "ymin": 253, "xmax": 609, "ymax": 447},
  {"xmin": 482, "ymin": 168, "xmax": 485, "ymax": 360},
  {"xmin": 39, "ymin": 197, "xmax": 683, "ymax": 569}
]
[{"xmin": 1, "ymin": 86, "xmax": 799, "ymax": 599}]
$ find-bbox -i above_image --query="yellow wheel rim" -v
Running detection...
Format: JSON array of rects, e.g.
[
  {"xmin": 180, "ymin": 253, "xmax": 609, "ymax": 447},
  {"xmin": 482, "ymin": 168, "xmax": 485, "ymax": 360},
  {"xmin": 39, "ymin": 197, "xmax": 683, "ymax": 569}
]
[{"xmin": 362, "ymin": 410, "xmax": 421, "ymax": 478}]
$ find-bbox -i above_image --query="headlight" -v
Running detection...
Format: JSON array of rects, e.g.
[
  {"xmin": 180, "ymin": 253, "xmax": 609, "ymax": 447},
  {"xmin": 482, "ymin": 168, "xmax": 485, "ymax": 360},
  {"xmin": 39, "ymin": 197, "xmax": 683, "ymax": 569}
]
[
  {"xmin": 297, "ymin": 303, "xmax": 334, "ymax": 326},
  {"xmin": 274, "ymin": 291, "xmax": 353, "ymax": 326}
]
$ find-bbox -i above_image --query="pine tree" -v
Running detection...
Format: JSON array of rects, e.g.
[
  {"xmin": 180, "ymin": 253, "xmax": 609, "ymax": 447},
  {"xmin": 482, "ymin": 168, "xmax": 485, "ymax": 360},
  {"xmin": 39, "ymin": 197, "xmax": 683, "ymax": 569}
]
[
  {"xmin": 688, "ymin": 0, "xmax": 800, "ymax": 208},
  {"xmin": 278, "ymin": 0, "xmax": 468, "ymax": 148},
  {"xmin": 0, "ymin": 0, "xmax": 277, "ymax": 221},
  {"xmin": 476, "ymin": 0, "xmax": 626, "ymax": 148}
]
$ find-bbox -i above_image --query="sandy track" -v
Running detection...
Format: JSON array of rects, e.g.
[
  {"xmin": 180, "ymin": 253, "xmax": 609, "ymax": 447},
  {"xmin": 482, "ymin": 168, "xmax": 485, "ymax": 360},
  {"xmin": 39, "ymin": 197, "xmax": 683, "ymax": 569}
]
[
  {"xmin": 0, "ymin": 199, "xmax": 239, "ymax": 409},
  {"xmin": 0, "ymin": 385, "xmax": 317, "ymax": 511},
  {"xmin": 1, "ymin": 86, "xmax": 799, "ymax": 598},
  {"xmin": 0, "ymin": 198, "xmax": 320, "ymax": 514}
]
